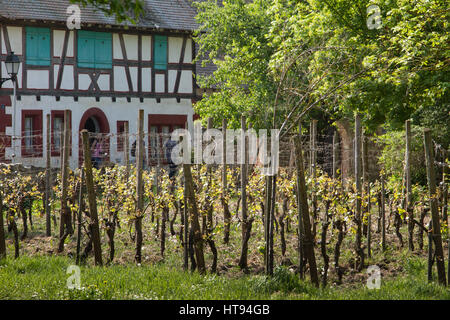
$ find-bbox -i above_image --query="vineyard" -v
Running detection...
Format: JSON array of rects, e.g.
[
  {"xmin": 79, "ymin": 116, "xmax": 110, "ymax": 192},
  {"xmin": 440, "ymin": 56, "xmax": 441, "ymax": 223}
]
[{"xmin": 0, "ymin": 113, "xmax": 449, "ymax": 300}]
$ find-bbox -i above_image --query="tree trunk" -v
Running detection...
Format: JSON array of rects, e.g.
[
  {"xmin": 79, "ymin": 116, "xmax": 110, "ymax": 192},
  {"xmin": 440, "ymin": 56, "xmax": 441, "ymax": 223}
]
[
  {"xmin": 81, "ymin": 129, "xmax": 103, "ymax": 266},
  {"xmin": 294, "ymin": 135, "xmax": 319, "ymax": 287},
  {"xmin": 423, "ymin": 128, "xmax": 447, "ymax": 285},
  {"xmin": 183, "ymin": 163, "xmax": 206, "ymax": 274},
  {"xmin": 0, "ymin": 194, "xmax": 5, "ymax": 259}
]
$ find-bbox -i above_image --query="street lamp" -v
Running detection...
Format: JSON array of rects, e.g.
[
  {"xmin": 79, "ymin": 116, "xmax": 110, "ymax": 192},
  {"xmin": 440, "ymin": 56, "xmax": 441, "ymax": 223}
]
[
  {"xmin": 0, "ymin": 51, "xmax": 21, "ymax": 88},
  {"xmin": 1, "ymin": 52, "xmax": 21, "ymax": 163}
]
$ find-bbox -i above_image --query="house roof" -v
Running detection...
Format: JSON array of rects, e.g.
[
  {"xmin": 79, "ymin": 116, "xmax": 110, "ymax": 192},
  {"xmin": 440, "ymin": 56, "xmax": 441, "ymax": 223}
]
[{"xmin": 0, "ymin": 0, "xmax": 199, "ymax": 32}]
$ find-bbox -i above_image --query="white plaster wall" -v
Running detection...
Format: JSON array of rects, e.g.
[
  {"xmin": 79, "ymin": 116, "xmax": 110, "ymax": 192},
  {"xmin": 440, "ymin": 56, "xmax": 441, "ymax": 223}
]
[
  {"xmin": 184, "ymin": 38, "xmax": 192, "ymax": 63},
  {"xmin": 168, "ymin": 70, "xmax": 177, "ymax": 93},
  {"xmin": 7, "ymin": 26, "xmax": 22, "ymax": 55},
  {"xmin": 142, "ymin": 68, "xmax": 152, "ymax": 92},
  {"xmin": 78, "ymin": 74, "xmax": 91, "ymax": 90},
  {"xmin": 97, "ymin": 74, "xmax": 110, "ymax": 91},
  {"xmin": 53, "ymin": 30, "xmax": 74, "ymax": 57},
  {"xmin": 112, "ymin": 33, "xmax": 123, "ymax": 60},
  {"xmin": 155, "ymin": 74, "xmax": 165, "ymax": 93},
  {"xmin": 27, "ymin": 70, "xmax": 49, "ymax": 89},
  {"xmin": 113, "ymin": 66, "xmax": 128, "ymax": 92},
  {"xmin": 168, "ymin": 37, "xmax": 183, "ymax": 63},
  {"xmin": 123, "ymin": 34, "xmax": 138, "ymax": 61},
  {"xmin": 142, "ymin": 36, "xmax": 151, "ymax": 61},
  {"xmin": 54, "ymin": 65, "xmax": 75, "ymax": 90},
  {"xmin": 61, "ymin": 65, "xmax": 74, "ymax": 90},
  {"xmin": 67, "ymin": 31, "xmax": 74, "ymax": 57},
  {"xmin": 53, "ymin": 30, "xmax": 65, "ymax": 57},
  {"xmin": 179, "ymin": 71, "xmax": 193, "ymax": 94},
  {"xmin": 130, "ymin": 67, "xmax": 138, "ymax": 92},
  {"xmin": 0, "ymin": 28, "xmax": 6, "ymax": 54}
]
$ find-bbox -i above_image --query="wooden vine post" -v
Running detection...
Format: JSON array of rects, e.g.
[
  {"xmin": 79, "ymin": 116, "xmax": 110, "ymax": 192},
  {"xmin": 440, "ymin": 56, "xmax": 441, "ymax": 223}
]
[
  {"xmin": 75, "ymin": 169, "xmax": 85, "ymax": 265},
  {"xmin": 264, "ymin": 171, "xmax": 273, "ymax": 274},
  {"xmin": 332, "ymin": 131, "xmax": 339, "ymax": 180},
  {"xmin": 294, "ymin": 134, "xmax": 319, "ymax": 287},
  {"xmin": 206, "ymin": 117, "xmax": 218, "ymax": 272},
  {"xmin": 222, "ymin": 118, "xmax": 231, "ymax": 244},
  {"xmin": 239, "ymin": 115, "xmax": 251, "ymax": 270},
  {"xmin": 182, "ymin": 122, "xmax": 189, "ymax": 271},
  {"xmin": 57, "ymin": 110, "xmax": 72, "ymax": 253},
  {"xmin": 354, "ymin": 114, "xmax": 364, "ymax": 270},
  {"xmin": 0, "ymin": 192, "xmax": 5, "ymax": 259},
  {"xmin": 45, "ymin": 114, "xmax": 51, "ymax": 236},
  {"xmin": 297, "ymin": 123, "xmax": 305, "ymax": 279},
  {"xmin": 81, "ymin": 130, "xmax": 103, "ymax": 266},
  {"xmin": 381, "ymin": 173, "xmax": 386, "ymax": 252},
  {"xmin": 310, "ymin": 120, "xmax": 318, "ymax": 240},
  {"xmin": 423, "ymin": 128, "xmax": 446, "ymax": 285},
  {"xmin": 124, "ymin": 121, "xmax": 130, "ymax": 180},
  {"xmin": 362, "ymin": 132, "xmax": 371, "ymax": 257},
  {"xmin": 183, "ymin": 162, "xmax": 206, "ymax": 274},
  {"xmin": 135, "ymin": 110, "xmax": 144, "ymax": 264},
  {"xmin": 405, "ymin": 120, "xmax": 414, "ymax": 251}
]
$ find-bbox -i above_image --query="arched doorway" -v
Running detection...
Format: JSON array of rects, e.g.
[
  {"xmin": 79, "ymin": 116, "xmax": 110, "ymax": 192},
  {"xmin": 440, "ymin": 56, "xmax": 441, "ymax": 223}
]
[{"xmin": 79, "ymin": 108, "xmax": 110, "ymax": 166}]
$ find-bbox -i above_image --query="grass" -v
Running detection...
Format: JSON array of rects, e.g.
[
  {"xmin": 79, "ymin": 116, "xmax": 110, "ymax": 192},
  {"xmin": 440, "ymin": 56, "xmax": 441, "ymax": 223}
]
[
  {"xmin": 0, "ymin": 254, "xmax": 449, "ymax": 300},
  {"xmin": 2, "ymin": 188, "xmax": 449, "ymax": 300}
]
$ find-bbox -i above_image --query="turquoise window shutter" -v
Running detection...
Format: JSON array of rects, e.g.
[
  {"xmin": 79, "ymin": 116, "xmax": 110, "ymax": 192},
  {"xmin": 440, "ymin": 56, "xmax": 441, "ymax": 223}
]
[
  {"xmin": 154, "ymin": 35, "xmax": 167, "ymax": 70},
  {"xmin": 78, "ymin": 31, "xmax": 111, "ymax": 69},
  {"xmin": 26, "ymin": 27, "xmax": 50, "ymax": 66},
  {"xmin": 95, "ymin": 36, "xmax": 112, "ymax": 69}
]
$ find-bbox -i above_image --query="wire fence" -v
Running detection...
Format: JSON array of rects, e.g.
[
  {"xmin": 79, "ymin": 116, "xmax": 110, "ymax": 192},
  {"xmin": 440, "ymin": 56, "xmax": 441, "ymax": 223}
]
[{"xmin": 0, "ymin": 126, "xmax": 447, "ymax": 184}]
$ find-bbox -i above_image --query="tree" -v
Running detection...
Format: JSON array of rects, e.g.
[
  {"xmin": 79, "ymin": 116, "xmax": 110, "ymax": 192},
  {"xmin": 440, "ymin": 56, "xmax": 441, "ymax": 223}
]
[{"xmin": 193, "ymin": 0, "xmax": 448, "ymax": 142}]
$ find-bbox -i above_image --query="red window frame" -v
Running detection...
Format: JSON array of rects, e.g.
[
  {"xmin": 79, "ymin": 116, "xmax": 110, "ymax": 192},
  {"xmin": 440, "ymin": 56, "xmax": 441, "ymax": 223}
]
[
  {"xmin": 21, "ymin": 110, "xmax": 43, "ymax": 158},
  {"xmin": 0, "ymin": 96, "xmax": 12, "ymax": 161},
  {"xmin": 51, "ymin": 110, "xmax": 72, "ymax": 156},
  {"xmin": 116, "ymin": 121, "xmax": 128, "ymax": 152},
  {"xmin": 148, "ymin": 114, "xmax": 187, "ymax": 165}
]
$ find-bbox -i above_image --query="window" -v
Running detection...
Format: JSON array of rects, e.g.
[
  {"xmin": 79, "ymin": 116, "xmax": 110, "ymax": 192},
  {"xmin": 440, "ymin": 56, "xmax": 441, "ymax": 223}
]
[
  {"xmin": 148, "ymin": 114, "xmax": 186, "ymax": 165},
  {"xmin": 154, "ymin": 35, "xmax": 167, "ymax": 70},
  {"xmin": 26, "ymin": 27, "xmax": 51, "ymax": 66},
  {"xmin": 54, "ymin": 117, "xmax": 63, "ymax": 150},
  {"xmin": 21, "ymin": 110, "xmax": 43, "ymax": 157},
  {"xmin": 51, "ymin": 111, "xmax": 72, "ymax": 156},
  {"xmin": 116, "ymin": 121, "xmax": 128, "ymax": 152},
  {"xmin": 78, "ymin": 31, "xmax": 112, "ymax": 69},
  {"xmin": 24, "ymin": 117, "xmax": 33, "ymax": 152}
]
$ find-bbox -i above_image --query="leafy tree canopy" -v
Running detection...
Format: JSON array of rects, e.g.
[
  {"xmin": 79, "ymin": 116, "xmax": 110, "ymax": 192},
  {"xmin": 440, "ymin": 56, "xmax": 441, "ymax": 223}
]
[{"xmin": 193, "ymin": 0, "xmax": 448, "ymax": 145}]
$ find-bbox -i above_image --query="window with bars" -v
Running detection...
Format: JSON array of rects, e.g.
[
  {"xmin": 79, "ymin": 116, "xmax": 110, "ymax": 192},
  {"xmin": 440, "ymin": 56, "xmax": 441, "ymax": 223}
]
[
  {"xmin": 51, "ymin": 111, "xmax": 71, "ymax": 156},
  {"xmin": 21, "ymin": 110, "xmax": 43, "ymax": 158},
  {"xmin": 148, "ymin": 119, "xmax": 187, "ymax": 165},
  {"xmin": 117, "ymin": 121, "xmax": 128, "ymax": 152}
]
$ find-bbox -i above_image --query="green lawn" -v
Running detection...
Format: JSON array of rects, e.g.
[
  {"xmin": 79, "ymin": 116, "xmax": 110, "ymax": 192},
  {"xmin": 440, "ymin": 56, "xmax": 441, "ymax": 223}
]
[{"xmin": 0, "ymin": 255, "xmax": 448, "ymax": 300}]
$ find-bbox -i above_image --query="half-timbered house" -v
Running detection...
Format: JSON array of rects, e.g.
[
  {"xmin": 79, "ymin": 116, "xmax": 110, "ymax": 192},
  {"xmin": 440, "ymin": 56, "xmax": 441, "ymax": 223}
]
[{"xmin": 0, "ymin": 0, "xmax": 202, "ymax": 168}]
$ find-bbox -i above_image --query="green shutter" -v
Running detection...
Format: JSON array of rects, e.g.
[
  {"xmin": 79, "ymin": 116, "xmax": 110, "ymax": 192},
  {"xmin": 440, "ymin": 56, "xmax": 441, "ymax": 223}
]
[
  {"xmin": 78, "ymin": 31, "xmax": 111, "ymax": 69},
  {"xmin": 26, "ymin": 27, "xmax": 50, "ymax": 66},
  {"xmin": 154, "ymin": 35, "xmax": 167, "ymax": 70},
  {"xmin": 95, "ymin": 36, "xmax": 112, "ymax": 69}
]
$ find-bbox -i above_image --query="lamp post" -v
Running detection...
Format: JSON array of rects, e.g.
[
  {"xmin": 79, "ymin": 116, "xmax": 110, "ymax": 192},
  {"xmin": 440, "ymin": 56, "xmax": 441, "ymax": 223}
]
[
  {"xmin": 1, "ymin": 52, "xmax": 21, "ymax": 163},
  {"xmin": 0, "ymin": 51, "xmax": 20, "ymax": 88}
]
